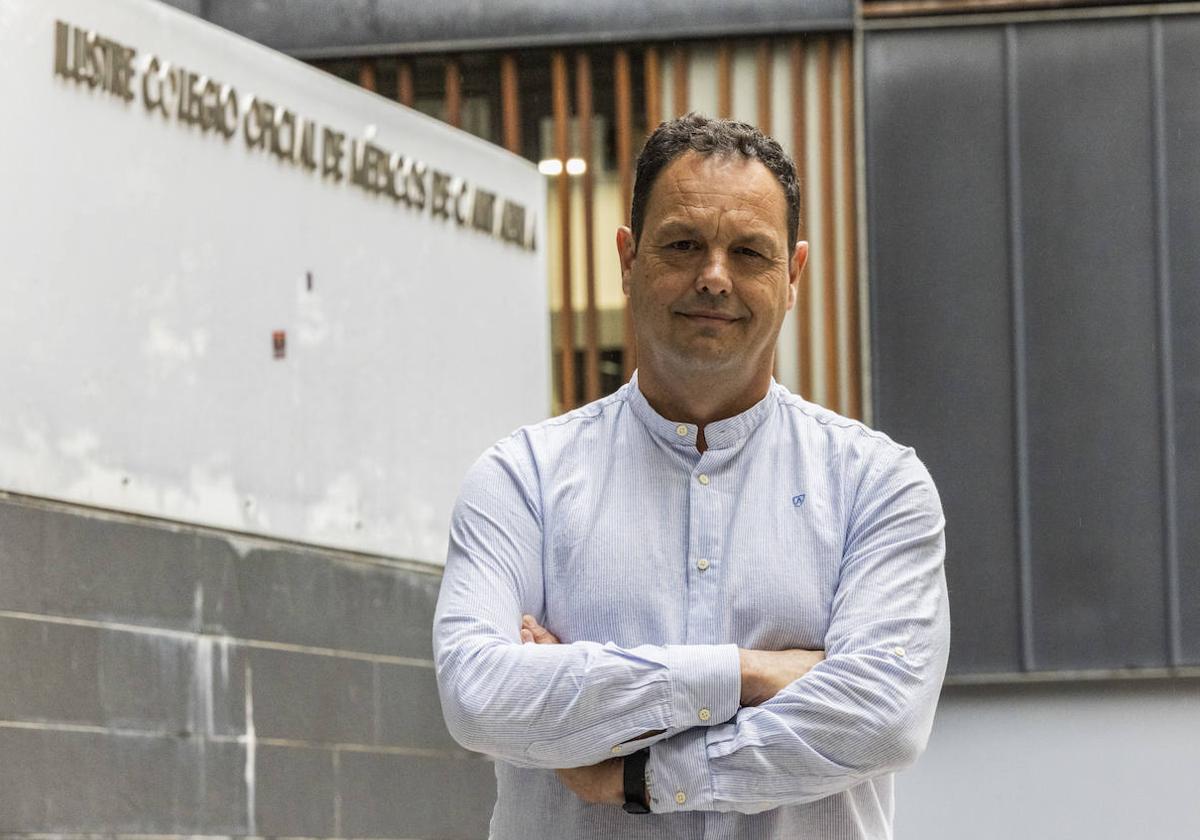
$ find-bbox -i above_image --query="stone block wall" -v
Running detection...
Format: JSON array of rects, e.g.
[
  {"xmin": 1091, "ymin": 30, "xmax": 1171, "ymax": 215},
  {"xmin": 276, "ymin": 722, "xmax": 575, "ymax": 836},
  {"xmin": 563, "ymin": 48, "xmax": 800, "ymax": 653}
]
[{"xmin": 0, "ymin": 492, "xmax": 495, "ymax": 838}]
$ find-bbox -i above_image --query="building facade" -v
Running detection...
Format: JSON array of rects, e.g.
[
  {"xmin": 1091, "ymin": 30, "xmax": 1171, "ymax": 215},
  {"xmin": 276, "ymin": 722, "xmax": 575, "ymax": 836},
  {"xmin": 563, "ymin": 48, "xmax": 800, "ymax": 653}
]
[{"xmin": 2, "ymin": 0, "xmax": 1198, "ymax": 837}]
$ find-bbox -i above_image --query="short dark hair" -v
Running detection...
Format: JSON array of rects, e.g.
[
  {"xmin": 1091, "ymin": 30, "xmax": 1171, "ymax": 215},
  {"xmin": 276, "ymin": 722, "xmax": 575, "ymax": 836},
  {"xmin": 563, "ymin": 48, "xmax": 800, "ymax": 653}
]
[{"xmin": 630, "ymin": 113, "xmax": 801, "ymax": 247}]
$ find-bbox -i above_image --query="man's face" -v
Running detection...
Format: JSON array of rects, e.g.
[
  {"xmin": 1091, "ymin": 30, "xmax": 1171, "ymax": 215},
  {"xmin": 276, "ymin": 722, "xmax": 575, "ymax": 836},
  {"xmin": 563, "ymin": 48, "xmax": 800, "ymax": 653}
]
[{"xmin": 619, "ymin": 151, "xmax": 805, "ymax": 383}]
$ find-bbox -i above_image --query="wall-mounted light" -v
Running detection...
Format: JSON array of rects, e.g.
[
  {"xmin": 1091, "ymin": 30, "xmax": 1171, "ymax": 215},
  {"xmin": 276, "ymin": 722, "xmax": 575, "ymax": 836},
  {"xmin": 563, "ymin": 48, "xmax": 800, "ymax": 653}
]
[{"xmin": 538, "ymin": 157, "xmax": 587, "ymax": 176}]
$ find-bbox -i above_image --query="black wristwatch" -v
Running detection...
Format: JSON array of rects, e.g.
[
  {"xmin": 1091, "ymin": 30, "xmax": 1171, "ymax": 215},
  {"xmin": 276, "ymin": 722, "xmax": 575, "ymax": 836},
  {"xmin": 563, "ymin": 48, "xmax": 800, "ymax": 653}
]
[{"xmin": 622, "ymin": 748, "xmax": 651, "ymax": 814}]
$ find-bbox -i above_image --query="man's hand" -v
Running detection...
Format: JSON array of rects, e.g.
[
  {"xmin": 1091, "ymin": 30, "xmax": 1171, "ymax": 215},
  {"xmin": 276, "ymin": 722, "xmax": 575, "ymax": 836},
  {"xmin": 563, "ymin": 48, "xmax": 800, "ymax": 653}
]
[
  {"xmin": 555, "ymin": 758, "xmax": 625, "ymax": 805},
  {"xmin": 738, "ymin": 648, "xmax": 825, "ymax": 706},
  {"xmin": 520, "ymin": 614, "xmax": 560, "ymax": 644}
]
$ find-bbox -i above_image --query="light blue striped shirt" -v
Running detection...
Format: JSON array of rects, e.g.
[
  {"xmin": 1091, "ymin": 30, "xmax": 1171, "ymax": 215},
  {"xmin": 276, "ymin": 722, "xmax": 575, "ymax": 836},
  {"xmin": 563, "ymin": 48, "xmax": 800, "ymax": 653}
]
[{"xmin": 434, "ymin": 373, "xmax": 949, "ymax": 839}]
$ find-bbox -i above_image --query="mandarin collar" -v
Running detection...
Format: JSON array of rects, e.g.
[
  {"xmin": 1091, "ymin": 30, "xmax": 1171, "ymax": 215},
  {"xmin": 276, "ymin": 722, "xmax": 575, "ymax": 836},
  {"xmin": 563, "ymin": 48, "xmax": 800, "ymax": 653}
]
[{"xmin": 625, "ymin": 370, "xmax": 777, "ymax": 451}]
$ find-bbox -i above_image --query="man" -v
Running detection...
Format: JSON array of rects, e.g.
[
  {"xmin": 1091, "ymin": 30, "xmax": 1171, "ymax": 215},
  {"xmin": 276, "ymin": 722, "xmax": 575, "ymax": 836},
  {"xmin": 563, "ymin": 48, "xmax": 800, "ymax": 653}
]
[{"xmin": 434, "ymin": 114, "xmax": 949, "ymax": 839}]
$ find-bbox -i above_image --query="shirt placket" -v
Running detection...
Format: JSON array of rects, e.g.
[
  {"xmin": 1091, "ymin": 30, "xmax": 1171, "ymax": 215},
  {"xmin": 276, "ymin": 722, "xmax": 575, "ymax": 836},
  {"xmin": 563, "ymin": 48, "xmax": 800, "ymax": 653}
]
[{"xmin": 685, "ymin": 449, "xmax": 726, "ymax": 646}]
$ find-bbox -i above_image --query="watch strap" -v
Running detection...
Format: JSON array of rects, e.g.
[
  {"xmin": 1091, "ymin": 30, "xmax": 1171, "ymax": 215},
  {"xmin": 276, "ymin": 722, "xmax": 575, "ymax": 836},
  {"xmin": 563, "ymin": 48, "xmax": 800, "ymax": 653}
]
[{"xmin": 621, "ymin": 748, "xmax": 651, "ymax": 814}]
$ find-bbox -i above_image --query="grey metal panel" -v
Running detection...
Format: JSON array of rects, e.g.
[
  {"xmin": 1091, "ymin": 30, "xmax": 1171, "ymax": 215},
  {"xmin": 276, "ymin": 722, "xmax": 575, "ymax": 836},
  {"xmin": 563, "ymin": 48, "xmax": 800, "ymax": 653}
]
[
  {"xmin": 1014, "ymin": 20, "xmax": 1166, "ymax": 670},
  {"xmin": 159, "ymin": 0, "xmax": 853, "ymax": 56},
  {"xmin": 865, "ymin": 28, "xmax": 1021, "ymax": 675},
  {"xmin": 1162, "ymin": 17, "xmax": 1200, "ymax": 666},
  {"xmin": 160, "ymin": 0, "xmax": 205, "ymax": 14}
]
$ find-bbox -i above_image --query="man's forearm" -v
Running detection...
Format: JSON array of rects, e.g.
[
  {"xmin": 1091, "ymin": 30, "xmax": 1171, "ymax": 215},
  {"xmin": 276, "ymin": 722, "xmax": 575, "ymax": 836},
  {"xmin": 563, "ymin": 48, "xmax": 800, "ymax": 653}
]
[
  {"xmin": 435, "ymin": 626, "xmax": 742, "ymax": 768},
  {"xmin": 521, "ymin": 614, "xmax": 826, "ymax": 710},
  {"xmin": 533, "ymin": 618, "xmax": 826, "ymax": 807},
  {"xmin": 737, "ymin": 648, "xmax": 826, "ymax": 705},
  {"xmin": 644, "ymin": 636, "xmax": 947, "ymax": 814}
]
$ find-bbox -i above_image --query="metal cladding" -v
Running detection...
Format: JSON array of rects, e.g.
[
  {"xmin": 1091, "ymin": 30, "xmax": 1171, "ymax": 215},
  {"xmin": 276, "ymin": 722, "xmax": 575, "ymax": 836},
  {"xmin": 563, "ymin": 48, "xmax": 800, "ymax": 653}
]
[{"xmin": 159, "ymin": 0, "xmax": 854, "ymax": 56}]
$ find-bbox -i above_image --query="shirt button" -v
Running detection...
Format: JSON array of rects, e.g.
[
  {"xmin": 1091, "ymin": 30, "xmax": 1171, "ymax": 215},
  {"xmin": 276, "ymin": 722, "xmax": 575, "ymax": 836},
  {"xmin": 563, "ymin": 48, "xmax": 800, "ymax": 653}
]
[
  {"xmin": 698, "ymin": 708, "xmax": 711, "ymax": 721},
  {"xmin": 696, "ymin": 558, "xmax": 710, "ymax": 571},
  {"xmin": 611, "ymin": 745, "xmax": 622, "ymax": 754},
  {"xmin": 675, "ymin": 791, "xmax": 687, "ymax": 805},
  {"xmin": 675, "ymin": 424, "xmax": 688, "ymax": 436},
  {"xmin": 697, "ymin": 474, "xmax": 710, "ymax": 485},
  {"xmin": 893, "ymin": 646, "xmax": 907, "ymax": 658}
]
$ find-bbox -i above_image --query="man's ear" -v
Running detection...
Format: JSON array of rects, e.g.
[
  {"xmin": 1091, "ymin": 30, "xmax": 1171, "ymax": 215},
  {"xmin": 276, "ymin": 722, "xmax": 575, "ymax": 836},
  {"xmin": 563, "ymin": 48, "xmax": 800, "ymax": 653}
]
[
  {"xmin": 787, "ymin": 240, "xmax": 809, "ymax": 311},
  {"xmin": 617, "ymin": 226, "xmax": 637, "ymax": 296}
]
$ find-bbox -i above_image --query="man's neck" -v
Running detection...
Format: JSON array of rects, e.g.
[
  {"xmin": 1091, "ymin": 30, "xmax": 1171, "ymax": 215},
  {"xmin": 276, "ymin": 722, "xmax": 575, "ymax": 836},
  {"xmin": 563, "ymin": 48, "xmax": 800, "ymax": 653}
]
[{"xmin": 637, "ymin": 364, "xmax": 772, "ymax": 450}]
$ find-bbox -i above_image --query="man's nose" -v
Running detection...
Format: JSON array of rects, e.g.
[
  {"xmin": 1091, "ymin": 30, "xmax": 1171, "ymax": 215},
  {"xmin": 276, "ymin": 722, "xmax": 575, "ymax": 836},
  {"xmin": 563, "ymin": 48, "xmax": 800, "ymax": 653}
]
[{"xmin": 694, "ymin": 250, "xmax": 733, "ymax": 296}]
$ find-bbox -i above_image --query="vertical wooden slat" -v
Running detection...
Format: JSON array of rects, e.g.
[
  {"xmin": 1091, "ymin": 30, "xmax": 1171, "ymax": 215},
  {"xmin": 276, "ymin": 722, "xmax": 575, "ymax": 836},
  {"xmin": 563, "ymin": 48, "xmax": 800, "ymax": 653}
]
[
  {"xmin": 757, "ymin": 39, "xmax": 777, "ymax": 376},
  {"xmin": 615, "ymin": 48, "xmax": 636, "ymax": 380},
  {"xmin": 673, "ymin": 45, "xmax": 689, "ymax": 116},
  {"xmin": 756, "ymin": 39, "xmax": 772, "ymax": 133},
  {"xmin": 838, "ymin": 35, "xmax": 862, "ymax": 420},
  {"xmin": 500, "ymin": 54, "xmax": 522, "ymax": 155},
  {"xmin": 551, "ymin": 51, "xmax": 576, "ymax": 409},
  {"xmin": 397, "ymin": 59, "xmax": 414, "ymax": 107},
  {"xmin": 357, "ymin": 59, "xmax": 377, "ymax": 92},
  {"xmin": 444, "ymin": 58, "xmax": 462, "ymax": 128},
  {"xmin": 644, "ymin": 46, "xmax": 662, "ymax": 133},
  {"xmin": 577, "ymin": 51, "xmax": 601, "ymax": 403},
  {"xmin": 717, "ymin": 42, "xmax": 732, "ymax": 118},
  {"xmin": 614, "ymin": 49, "xmax": 634, "ymax": 224},
  {"xmin": 791, "ymin": 38, "xmax": 812, "ymax": 398},
  {"xmin": 817, "ymin": 37, "xmax": 840, "ymax": 413}
]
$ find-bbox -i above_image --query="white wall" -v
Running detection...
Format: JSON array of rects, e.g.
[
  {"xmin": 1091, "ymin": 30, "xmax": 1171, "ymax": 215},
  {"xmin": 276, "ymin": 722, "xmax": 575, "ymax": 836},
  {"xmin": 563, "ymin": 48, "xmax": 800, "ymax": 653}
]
[
  {"xmin": 897, "ymin": 680, "xmax": 1200, "ymax": 839},
  {"xmin": 0, "ymin": 0, "xmax": 548, "ymax": 566}
]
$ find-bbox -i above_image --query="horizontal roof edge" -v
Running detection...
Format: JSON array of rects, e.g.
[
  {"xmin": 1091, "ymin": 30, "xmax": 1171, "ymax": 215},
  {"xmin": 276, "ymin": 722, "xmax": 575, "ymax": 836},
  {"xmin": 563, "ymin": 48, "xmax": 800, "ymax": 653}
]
[
  {"xmin": 167, "ymin": 0, "xmax": 854, "ymax": 57},
  {"xmin": 285, "ymin": 21, "xmax": 856, "ymax": 60}
]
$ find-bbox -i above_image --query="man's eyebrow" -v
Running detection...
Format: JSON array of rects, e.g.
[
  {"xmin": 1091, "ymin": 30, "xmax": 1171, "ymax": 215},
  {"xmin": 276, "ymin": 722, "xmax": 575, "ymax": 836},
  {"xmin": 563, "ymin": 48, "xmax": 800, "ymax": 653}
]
[
  {"xmin": 735, "ymin": 231, "xmax": 780, "ymax": 250},
  {"xmin": 650, "ymin": 219, "xmax": 700, "ymax": 238},
  {"xmin": 649, "ymin": 218, "xmax": 782, "ymax": 249}
]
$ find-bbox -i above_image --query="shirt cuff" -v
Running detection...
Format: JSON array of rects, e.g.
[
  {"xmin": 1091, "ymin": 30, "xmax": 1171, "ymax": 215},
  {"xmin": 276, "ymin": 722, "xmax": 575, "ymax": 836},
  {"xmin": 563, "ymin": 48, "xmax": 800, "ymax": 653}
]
[
  {"xmin": 645, "ymin": 726, "xmax": 717, "ymax": 812},
  {"xmin": 660, "ymin": 643, "xmax": 740, "ymax": 730}
]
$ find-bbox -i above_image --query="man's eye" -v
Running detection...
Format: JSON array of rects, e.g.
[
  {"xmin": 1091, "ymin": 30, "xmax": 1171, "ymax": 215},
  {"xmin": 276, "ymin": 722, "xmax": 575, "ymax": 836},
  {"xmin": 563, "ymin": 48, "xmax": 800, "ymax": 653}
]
[
  {"xmin": 736, "ymin": 246, "xmax": 765, "ymax": 258},
  {"xmin": 668, "ymin": 240, "xmax": 696, "ymax": 251}
]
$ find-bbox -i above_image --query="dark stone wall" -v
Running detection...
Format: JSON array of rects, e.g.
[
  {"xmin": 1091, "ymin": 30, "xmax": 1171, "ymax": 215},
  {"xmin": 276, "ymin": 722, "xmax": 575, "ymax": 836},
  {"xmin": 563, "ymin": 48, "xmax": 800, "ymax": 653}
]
[{"xmin": 0, "ymin": 492, "xmax": 495, "ymax": 838}]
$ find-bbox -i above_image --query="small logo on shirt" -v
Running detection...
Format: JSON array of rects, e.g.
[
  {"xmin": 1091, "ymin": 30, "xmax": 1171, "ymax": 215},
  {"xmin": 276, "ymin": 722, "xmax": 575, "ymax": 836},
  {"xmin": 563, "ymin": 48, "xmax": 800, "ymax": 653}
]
[{"xmin": 792, "ymin": 493, "xmax": 806, "ymax": 507}]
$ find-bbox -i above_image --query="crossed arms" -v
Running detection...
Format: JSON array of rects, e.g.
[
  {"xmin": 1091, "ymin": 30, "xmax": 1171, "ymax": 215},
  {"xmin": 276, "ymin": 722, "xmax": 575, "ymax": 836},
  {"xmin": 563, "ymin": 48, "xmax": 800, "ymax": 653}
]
[
  {"xmin": 432, "ymin": 440, "xmax": 950, "ymax": 814},
  {"xmin": 520, "ymin": 615, "xmax": 828, "ymax": 807}
]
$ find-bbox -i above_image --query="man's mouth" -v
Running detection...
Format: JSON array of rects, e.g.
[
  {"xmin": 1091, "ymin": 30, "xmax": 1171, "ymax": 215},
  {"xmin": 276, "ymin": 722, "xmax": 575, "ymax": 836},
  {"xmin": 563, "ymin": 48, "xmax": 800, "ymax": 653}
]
[{"xmin": 678, "ymin": 310, "xmax": 739, "ymax": 324}]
